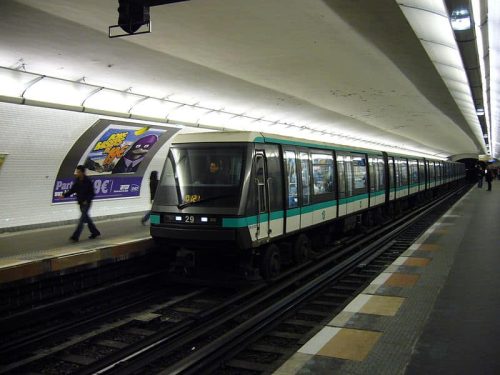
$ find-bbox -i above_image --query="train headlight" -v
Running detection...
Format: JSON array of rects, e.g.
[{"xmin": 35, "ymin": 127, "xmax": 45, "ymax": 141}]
[
  {"xmin": 175, "ymin": 216, "xmax": 182, "ymax": 221},
  {"xmin": 201, "ymin": 217, "xmax": 208, "ymax": 223}
]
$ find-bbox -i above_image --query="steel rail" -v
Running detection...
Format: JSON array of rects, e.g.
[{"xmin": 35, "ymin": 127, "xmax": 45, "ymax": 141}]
[
  {"xmin": 160, "ymin": 185, "xmax": 470, "ymax": 374},
  {"xmin": 91, "ymin": 185, "xmax": 469, "ymax": 375}
]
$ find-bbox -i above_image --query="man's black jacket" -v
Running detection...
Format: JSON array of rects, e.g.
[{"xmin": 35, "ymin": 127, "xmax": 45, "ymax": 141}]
[{"xmin": 63, "ymin": 176, "xmax": 95, "ymax": 204}]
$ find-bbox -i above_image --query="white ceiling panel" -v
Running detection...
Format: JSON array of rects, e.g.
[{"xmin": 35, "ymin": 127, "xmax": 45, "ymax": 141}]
[{"xmin": 0, "ymin": 0, "xmax": 497, "ymax": 158}]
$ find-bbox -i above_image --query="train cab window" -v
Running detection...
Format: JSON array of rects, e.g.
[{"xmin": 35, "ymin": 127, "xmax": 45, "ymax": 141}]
[
  {"xmin": 284, "ymin": 150, "xmax": 298, "ymax": 208},
  {"xmin": 157, "ymin": 145, "xmax": 245, "ymax": 207},
  {"xmin": 300, "ymin": 152, "xmax": 311, "ymax": 205},
  {"xmin": 311, "ymin": 152, "xmax": 334, "ymax": 196}
]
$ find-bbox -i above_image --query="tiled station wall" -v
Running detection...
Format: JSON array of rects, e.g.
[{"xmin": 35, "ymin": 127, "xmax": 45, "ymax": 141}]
[{"xmin": 0, "ymin": 102, "xmax": 187, "ymax": 230}]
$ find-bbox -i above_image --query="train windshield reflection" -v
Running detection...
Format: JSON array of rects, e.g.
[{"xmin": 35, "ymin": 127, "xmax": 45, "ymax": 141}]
[{"xmin": 156, "ymin": 145, "xmax": 245, "ymax": 207}]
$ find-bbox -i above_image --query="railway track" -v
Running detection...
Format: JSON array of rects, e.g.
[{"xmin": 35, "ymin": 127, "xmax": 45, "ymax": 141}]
[{"xmin": 0, "ymin": 185, "xmax": 469, "ymax": 374}]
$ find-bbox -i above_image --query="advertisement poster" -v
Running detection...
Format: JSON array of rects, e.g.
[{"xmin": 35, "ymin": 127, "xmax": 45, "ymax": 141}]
[{"xmin": 53, "ymin": 120, "xmax": 179, "ymax": 203}]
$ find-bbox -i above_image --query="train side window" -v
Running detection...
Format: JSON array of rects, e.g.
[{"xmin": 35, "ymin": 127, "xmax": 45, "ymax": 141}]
[
  {"xmin": 400, "ymin": 159, "xmax": 409, "ymax": 186},
  {"xmin": 300, "ymin": 152, "xmax": 311, "ymax": 205},
  {"xmin": 410, "ymin": 160, "xmax": 418, "ymax": 185},
  {"xmin": 352, "ymin": 154, "xmax": 367, "ymax": 195},
  {"xmin": 312, "ymin": 152, "xmax": 334, "ymax": 195},
  {"xmin": 395, "ymin": 158, "xmax": 402, "ymax": 187},
  {"xmin": 389, "ymin": 157, "xmax": 395, "ymax": 189},
  {"xmin": 284, "ymin": 150, "xmax": 298, "ymax": 208},
  {"xmin": 418, "ymin": 160, "xmax": 425, "ymax": 184},
  {"xmin": 378, "ymin": 157, "xmax": 385, "ymax": 189},
  {"xmin": 368, "ymin": 156, "xmax": 379, "ymax": 192}
]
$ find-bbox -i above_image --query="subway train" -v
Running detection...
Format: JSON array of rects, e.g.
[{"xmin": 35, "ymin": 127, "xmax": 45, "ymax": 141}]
[{"xmin": 150, "ymin": 131, "xmax": 465, "ymax": 279}]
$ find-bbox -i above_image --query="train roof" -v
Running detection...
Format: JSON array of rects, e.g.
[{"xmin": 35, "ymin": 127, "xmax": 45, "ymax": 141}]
[
  {"xmin": 172, "ymin": 131, "xmax": 384, "ymax": 154},
  {"xmin": 172, "ymin": 131, "xmax": 453, "ymax": 162}
]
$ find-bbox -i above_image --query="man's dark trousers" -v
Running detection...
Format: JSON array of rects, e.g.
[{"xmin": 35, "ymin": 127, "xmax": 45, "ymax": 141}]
[{"xmin": 73, "ymin": 202, "xmax": 99, "ymax": 239}]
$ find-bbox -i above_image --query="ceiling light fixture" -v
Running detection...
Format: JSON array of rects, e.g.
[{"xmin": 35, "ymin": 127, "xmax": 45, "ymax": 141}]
[{"xmin": 450, "ymin": 8, "xmax": 472, "ymax": 31}]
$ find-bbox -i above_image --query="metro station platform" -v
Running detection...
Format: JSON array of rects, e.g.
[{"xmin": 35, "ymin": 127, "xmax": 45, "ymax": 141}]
[
  {"xmin": 274, "ymin": 180, "xmax": 500, "ymax": 375},
  {"xmin": 0, "ymin": 214, "xmax": 152, "ymax": 284}
]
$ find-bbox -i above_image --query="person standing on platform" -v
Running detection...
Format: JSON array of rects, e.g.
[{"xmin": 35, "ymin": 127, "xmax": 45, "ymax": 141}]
[
  {"xmin": 476, "ymin": 164, "xmax": 484, "ymax": 188},
  {"xmin": 141, "ymin": 170, "xmax": 159, "ymax": 225},
  {"xmin": 62, "ymin": 165, "xmax": 101, "ymax": 242},
  {"xmin": 485, "ymin": 167, "xmax": 493, "ymax": 191}
]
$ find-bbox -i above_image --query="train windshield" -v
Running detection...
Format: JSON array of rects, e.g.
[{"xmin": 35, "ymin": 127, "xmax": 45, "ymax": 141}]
[{"xmin": 156, "ymin": 145, "xmax": 245, "ymax": 208}]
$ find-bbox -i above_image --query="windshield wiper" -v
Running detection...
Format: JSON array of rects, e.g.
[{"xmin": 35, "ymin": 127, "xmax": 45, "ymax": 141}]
[{"xmin": 177, "ymin": 194, "xmax": 235, "ymax": 209}]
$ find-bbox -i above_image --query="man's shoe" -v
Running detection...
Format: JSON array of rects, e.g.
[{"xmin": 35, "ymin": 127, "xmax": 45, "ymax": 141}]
[
  {"xmin": 69, "ymin": 236, "xmax": 79, "ymax": 242},
  {"xmin": 89, "ymin": 233, "xmax": 101, "ymax": 239}
]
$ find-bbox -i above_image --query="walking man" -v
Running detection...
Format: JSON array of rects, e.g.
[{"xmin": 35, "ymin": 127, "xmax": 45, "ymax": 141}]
[{"xmin": 62, "ymin": 165, "xmax": 101, "ymax": 242}]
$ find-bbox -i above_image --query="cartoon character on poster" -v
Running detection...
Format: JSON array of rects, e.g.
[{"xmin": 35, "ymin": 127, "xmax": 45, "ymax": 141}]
[
  {"xmin": 111, "ymin": 133, "xmax": 158, "ymax": 173},
  {"xmin": 81, "ymin": 125, "xmax": 163, "ymax": 175}
]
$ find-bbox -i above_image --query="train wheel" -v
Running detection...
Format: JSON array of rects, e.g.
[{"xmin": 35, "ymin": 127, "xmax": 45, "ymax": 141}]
[
  {"xmin": 260, "ymin": 244, "xmax": 281, "ymax": 280},
  {"xmin": 293, "ymin": 234, "xmax": 311, "ymax": 264}
]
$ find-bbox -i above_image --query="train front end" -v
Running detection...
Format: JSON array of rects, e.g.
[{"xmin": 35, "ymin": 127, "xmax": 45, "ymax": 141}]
[{"xmin": 150, "ymin": 133, "xmax": 255, "ymax": 257}]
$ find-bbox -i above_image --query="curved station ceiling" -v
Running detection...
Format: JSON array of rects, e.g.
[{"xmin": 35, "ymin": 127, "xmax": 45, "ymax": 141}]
[{"xmin": 0, "ymin": 0, "xmax": 498, "ymax": 160}]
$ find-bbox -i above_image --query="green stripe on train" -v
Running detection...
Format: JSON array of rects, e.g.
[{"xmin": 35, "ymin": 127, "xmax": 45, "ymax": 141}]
[{"xmin": 222, "ymin": 194, "xmax": 369, "ymax": 228}]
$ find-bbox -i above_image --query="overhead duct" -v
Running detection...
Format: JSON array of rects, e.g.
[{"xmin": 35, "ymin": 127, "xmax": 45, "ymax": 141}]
[{"xmin": 445, "ymin": 0, "xmax": 489, "ymax": 140}]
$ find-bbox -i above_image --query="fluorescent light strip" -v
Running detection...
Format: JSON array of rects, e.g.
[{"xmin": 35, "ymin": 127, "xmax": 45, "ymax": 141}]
[
  {"xmin": 491, "ymin": 0, "xmax": 500, "ymax": 158},
  {"xmin": 471, "ymin": 0, "xmax": 493, "ymax": 156},
  {"xmin": 0, "ymin": 66, "xmax": 445, "ymax": 159}
]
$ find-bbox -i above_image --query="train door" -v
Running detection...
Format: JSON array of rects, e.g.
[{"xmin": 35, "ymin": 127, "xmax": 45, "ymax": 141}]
[
  {"xmin": 409, "ymin": 159, "xmax": 418, "ymax": 195},
  {"xmin": 336, "ymin": 153, "xmax": 348, "ymax": 217},
  {"xmin": 368, "ymin": 154, "xmax": 384, "ymax": 206},
  {"xmin": 430, "ymin": 161, "xmax": 436, "ymax": 188},
  {"xmin": 263, "ymin": 144, "xmax": 284, "ymax": 238},
  {"xmin": 436, "ymin": 161, "xmax": 442, "ymax": 186},
  {"xmin": 254, "ymin": 151, "xmax": 269, "ymax": 241},
  {"xmin": 388, "ymin": 156, "xmax": 396, "ymax": 201},
  {"xmin": 254, "ymin": 146, "xmax": 284, "ymax": 241},
  {"xmin": 424, "ymin": 160, "xmax": 430, "ymax": 190},
  {"xmin": 377, "ymin": 156, "xmax": 386, "ymax": 205},
  {"xmin": 349, "ymin": 153, "xmax": 368, "ymax": 214},
  {"xmin": 283, "ymin": 148, "xmax": 300, "ymax": 234},
  {"xmin": 368, "ymin": 155, "xmax": 376, "ymax": 207},
  {"xmin": 298, "ymin": 149, "xmax": 313, "ymax": 229},
  {"xmin": 418, "ymin": 159, "xmax": 426, "ymax": 192}
]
